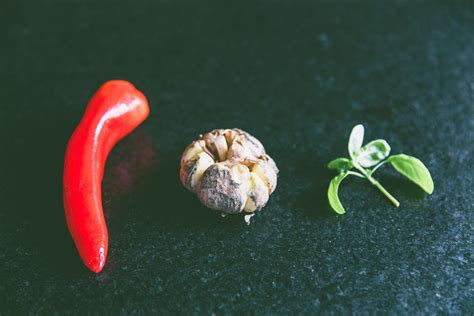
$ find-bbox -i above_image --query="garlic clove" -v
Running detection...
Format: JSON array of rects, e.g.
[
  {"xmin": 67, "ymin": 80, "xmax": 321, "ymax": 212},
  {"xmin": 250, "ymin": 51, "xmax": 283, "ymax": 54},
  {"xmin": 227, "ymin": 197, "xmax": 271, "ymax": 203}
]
[
  {"xmin": 264, "ymin": 154, "xmax": 279, "ymax": 174},
  {"xmin": 228, "ymin": 140, "xmax": 256, "ymax": 161},
  {"xmin": 180, "ymin": 140, "xmax": 207, "ymax": 166},
  {"xmin": 244, "ymin": 172, "xmax": 270, "ymax": 212},
  {"xmin": 224, "ymin": 129, "xmax": 239, "ymax": 145},
  {"xmin": 251, "ymin": 158, "xmax": 278, "ymax": 194},
  {"xmin": 214, "ymin": 135, "xmax": 228, "ymax": 161},
  {"xmin": 180, "ymin": 151, "xmax": 215, "ymax": 192},
  {"xmin": 240, "ymin": 130, "xmax": 266, "ymax": 157},
  {"xmin": 203, "ymin": 131, "xmax": 229, "ymax": 162}
]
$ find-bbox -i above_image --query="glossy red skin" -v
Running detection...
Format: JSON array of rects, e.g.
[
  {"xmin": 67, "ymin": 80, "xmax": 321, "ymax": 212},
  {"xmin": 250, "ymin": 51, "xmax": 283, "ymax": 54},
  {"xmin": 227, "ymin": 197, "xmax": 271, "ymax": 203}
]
[{"xmin": 63, "ymin": 80, "xmax": 150, "ymax": 273}]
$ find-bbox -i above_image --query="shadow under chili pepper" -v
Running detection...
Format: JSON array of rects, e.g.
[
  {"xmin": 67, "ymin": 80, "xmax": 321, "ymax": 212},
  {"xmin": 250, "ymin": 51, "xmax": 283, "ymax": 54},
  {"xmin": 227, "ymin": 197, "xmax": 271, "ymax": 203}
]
[
  {"xmin": 102, "ymin": 131, "xmax": 157, "ymax": 204},
  {"xmin": 103, "ymin": 132, "xmax": 230, "ymax": 226},
  {"xmin": 102, "ymin": 133, "xmax": 239, "ymax": 241},
  {"xmin": 130, "ymin": 152, "xmax": 230, "ymax": 226}
]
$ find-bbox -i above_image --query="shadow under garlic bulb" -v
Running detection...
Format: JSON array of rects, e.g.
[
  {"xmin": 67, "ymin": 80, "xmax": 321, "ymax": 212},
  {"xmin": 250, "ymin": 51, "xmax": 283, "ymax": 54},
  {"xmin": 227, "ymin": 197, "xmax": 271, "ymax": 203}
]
[{"xmin": 179, "ymin": 129, "xmax": 278, "ymax": 222}]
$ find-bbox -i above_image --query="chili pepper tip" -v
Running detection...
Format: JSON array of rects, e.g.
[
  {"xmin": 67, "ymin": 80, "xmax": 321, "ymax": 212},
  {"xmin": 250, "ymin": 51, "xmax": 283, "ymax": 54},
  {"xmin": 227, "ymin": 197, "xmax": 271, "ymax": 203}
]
[{"xmin": 86, "ymin": 246, "xmax": 106, "ymax": 273}]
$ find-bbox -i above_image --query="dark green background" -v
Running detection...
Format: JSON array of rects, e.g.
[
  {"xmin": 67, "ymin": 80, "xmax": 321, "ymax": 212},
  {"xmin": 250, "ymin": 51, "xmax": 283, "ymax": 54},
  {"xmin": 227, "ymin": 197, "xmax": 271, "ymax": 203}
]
[{"xmin": 1, "ymin": 0, "xmax": 473, "ymax": 314}]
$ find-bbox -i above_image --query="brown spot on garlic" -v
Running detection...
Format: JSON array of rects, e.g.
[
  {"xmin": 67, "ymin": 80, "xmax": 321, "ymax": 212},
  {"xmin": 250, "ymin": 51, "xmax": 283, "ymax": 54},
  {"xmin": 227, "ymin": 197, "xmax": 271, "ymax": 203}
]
[
  {"xmin": 197, "ymin": 162, "xmax": 249, "ymax": 214},
  {"xmin": 179, "ymin": 128, "xmax": 278, "ymax": 216}
]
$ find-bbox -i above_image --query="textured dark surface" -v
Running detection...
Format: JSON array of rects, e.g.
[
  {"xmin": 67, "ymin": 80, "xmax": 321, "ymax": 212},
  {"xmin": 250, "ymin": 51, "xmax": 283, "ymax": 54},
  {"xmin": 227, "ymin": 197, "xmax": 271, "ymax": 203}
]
[{"xmin": 1, "ymin": 0, "xmax": 473, "ymax": 314}]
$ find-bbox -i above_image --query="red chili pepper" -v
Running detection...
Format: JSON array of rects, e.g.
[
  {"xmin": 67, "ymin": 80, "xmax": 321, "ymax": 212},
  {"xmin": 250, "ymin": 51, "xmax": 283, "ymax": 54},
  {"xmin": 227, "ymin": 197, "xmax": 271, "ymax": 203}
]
[{"xmin": 63, "ymin": 80, "xmax": 150, "ymax": 273}]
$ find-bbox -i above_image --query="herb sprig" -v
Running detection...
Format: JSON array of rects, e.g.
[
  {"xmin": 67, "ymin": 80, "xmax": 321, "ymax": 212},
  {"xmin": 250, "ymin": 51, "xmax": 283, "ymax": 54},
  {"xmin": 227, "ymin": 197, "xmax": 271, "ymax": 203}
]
[{"xmin": 327, "ymin": 124, "xmax": 434, "ymax": 214}]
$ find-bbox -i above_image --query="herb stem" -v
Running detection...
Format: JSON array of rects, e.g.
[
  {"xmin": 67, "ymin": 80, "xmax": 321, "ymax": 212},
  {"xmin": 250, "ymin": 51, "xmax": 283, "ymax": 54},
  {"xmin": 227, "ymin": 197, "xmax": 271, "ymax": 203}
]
[
  {"xmin": 370, "ymin": 160, "xmax": 388, "ymax": 175},
  {"xmin": 369, "ymin": 178, "xmax": 400, "ymax": 207},
  {"xmin": 347, "ymin": 171, "xmax": 366, "ymax": 178},
  {"xmin": 354, "ymin": 164, "xmax": 400, "ymax": 207}
]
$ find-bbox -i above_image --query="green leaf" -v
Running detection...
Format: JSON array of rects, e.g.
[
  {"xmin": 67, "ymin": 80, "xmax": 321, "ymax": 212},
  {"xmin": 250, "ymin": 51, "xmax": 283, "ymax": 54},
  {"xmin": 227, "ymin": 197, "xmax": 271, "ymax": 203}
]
[
  {"xmin": 388, "ymin": 154, "xmax": 434, "ymax": 194},
  {"xmin": 327, "ymin": 158, "xmax": 353, "ymax": 171},
  {"xmin": 348, "ymin": 124, "xmax": 364, "ymax": 159},
  {"xmin": 357, "ymin": 139, "xmax": 391, "ymax": 168},
  {"xmin": 327, "ymin": 173, "xmax": 348, "ymax": 214}
]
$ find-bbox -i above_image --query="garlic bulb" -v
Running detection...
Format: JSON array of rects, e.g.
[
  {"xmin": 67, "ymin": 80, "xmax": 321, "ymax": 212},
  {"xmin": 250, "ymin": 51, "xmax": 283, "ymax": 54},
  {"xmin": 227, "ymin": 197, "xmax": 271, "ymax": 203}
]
[{"xmin": 179, "ymin": 129, "xmax": 278, "ymax": 216}]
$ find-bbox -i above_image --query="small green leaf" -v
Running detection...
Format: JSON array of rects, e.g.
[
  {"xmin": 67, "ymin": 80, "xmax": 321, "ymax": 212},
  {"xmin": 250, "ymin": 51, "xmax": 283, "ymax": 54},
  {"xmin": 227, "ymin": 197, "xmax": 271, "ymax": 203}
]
[
  {"xmin": 348, "ymin": 124, "xmax": 364, "ymax": 159},
  {"xmin": 328, "ymin": 158, "xmax": 353, "ymax": 171},
  {"xmin": 388, "ymin": 154, "xmax": 434, "ymax": 194},
  {"xmin": 357, "ymin": 139, "xmax": 391, "ymax": 168},
  {"xmin": 327, "ymin": 173, "xmax": 348, "ymax": 214}
]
